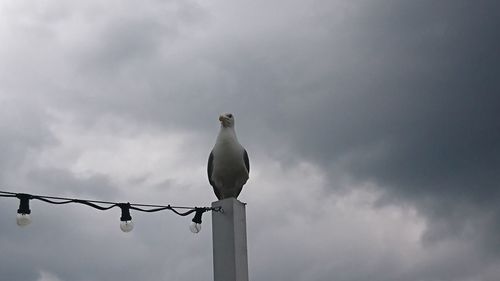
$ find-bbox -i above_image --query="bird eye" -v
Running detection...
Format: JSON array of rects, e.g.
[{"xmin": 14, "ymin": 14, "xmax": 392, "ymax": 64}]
[{"xmin": 227, "ymin": 114, "xmax": 233, "ymax": 118}]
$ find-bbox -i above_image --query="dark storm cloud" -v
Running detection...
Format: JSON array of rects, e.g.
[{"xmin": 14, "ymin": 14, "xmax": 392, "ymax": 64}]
[
  {"xmin": 286, "ymin": 0, "xmax": 500, "ymax": 246},
  {"xmin": 242, "ymin": 0, "xmax": 500, "ymax": 257}
]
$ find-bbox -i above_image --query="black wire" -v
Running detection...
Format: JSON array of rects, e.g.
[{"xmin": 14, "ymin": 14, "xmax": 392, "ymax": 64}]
[
  {"xmin": 0, "ymin": 191, "xmax": 17, "ymax": 196},
  {"xmin": 34, "ymin": 197, "xmax": 118, "ymax": 210},
  {"xmin": 127, "ymin": 203, "xmax": 197, "ymax": 210},
  {"xmin": 35, "ymin": 194, "xmax": 118, "ymax": 206},
  {"xmin": 0, "ymin": 190, "xmax": 221, "ymax": 215}
]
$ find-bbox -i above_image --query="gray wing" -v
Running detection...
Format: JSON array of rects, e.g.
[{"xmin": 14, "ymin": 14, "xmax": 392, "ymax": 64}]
[
  {"xmin": 207, "ymin": 151, "xmax": 222, "ymax": 200},
  {"xmin": 243, "ymin": 149, "xmax": 250, "ymax": 174},
  {"xmin": 234, "ymin": 149, "xmax": 250, "ymax": 199}
]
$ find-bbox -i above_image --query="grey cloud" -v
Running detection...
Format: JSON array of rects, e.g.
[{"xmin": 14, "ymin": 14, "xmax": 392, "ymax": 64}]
[
  {"xmin": 27, "ymin": 167, "xmax": 119, "ymax": 199},
  {"xmin": 200, "ymin": 0, "xmax": 500, "ymax": 249},
  {"xmin": 0, "ymin": 100, "xmax": 56, "ymax": 184},
  {"xmin": 34, "ymin": 0, "xmax": 500, "ymax": 256},
  {"xmin": 2, "ymin": 0, "xmax": 500, "ymax": 281}
]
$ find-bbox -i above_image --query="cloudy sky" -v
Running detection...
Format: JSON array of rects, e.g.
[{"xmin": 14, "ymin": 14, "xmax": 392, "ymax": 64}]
[{"xmin": 1, "ymin": 0, "xmax": 499, "ymax": 280}]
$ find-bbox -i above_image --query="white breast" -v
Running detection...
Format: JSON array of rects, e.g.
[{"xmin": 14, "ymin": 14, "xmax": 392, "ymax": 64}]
[{"xmin": 211, "ymin": 133, "xmax": 249, "ymax": 194}]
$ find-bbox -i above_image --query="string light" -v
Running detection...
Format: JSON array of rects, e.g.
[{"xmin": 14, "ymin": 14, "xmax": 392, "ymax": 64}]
[
  {"xmin": 119, "ymin": 203, "xmax": 134, "ymax": 233},
  {"xmin": 16, "ymin": 193, "xmax": 32, "ymax": 227},
  {"xmin": 0, "ymin": 190, "xmax": 221, "ymax": 233},
  {"xmin": 190, "ymin": 208, "xmax": 207, "ymax": 233}
]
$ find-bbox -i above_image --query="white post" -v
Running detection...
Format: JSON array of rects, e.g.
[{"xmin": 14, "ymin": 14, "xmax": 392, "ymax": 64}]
[{"xmin": 212, "ymin": 198, "xmax": 249, "ymax": 281}]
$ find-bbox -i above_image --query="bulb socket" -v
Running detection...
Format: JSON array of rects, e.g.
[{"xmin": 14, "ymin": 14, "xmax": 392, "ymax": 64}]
[
  {"xmin": 119, "ymin": 203, "xmax": 132, "ymax": 221},
  {"xmin": 16, "ymin": 193, "xmax": 32, "ymax": 215},
  {"xmin": 192, "ymin": 208, "xmax": 206, "ymax": 224}
]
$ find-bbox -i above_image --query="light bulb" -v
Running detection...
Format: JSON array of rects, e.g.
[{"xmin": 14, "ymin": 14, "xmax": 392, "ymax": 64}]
[
  {"xmin": 190, "ymin": 222, "xmax": 201, "ymax": 233},
  {"xmin": 16, "ymin": 213, "xmax": 32, "ymax": 227},
  {"xmin": 120, "ymin": 220, "xmax": 134, "ymax": 232}
]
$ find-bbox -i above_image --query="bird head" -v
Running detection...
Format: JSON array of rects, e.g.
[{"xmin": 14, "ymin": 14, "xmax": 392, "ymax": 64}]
[{"xmin": 219, "ymin": 113, "xmax": 235, "ymax": 128}]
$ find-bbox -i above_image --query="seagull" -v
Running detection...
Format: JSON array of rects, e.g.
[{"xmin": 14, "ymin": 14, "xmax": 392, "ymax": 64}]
[{"xmin": 208, "ymin": 113, "xmax": 250, "ymax": 200}]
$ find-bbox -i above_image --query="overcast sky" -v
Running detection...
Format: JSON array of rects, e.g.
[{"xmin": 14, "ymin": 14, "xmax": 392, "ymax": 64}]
[{"xmin": 1, "ymin": 0, "xmax": 500, "ymax": 280}]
